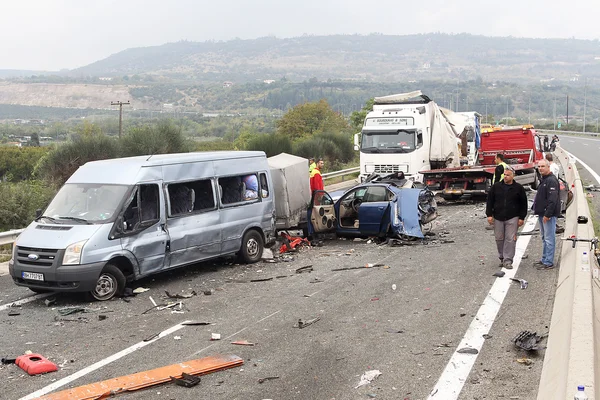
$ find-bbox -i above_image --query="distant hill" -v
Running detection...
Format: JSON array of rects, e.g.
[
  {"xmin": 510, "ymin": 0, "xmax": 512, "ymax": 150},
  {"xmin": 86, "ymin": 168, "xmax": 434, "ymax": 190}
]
[{"xmin": 65, "ymin": 34, "xmax": 600, "ymax": 83}]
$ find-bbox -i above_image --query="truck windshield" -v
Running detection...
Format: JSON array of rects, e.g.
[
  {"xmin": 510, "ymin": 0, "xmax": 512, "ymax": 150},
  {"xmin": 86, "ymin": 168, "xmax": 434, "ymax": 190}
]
[
  {"xmin": 43, "ymin": 183, "xmax": 130, "ymax": 224},
  {"xmin": 361, "ymin": 130, "xmax": 416, "ymax": 153}
]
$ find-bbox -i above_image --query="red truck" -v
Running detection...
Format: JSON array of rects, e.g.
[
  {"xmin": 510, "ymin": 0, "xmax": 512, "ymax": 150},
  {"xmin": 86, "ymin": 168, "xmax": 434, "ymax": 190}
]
[{"xmin": 421, "ymin": 125, "xmax": 545, "ymax": 199}]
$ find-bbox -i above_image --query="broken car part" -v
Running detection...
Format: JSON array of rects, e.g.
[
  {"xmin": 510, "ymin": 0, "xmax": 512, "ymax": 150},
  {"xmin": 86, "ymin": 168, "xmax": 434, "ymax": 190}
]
[
  {"xmin": 170, "ymin": 372, "xmax": 201, "ymax": 388},
  {"xmin": 16, "ymin": 353, "xmax": 58, "ymax": 375},
  {"xmin": 36, "ymin": 355, "xmax": 244, "ymax": 400},
  {"xmin": 295, "ymin": 317, "xmax": 321, "ymax": 329},
  {"xmin": 513, "ymin": 330, "xmax": 542, "ymax": 351}
]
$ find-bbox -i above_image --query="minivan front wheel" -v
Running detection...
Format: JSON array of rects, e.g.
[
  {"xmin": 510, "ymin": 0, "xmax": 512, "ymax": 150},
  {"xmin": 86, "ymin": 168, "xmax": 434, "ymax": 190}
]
[
  {"xmin": 90, "ymin": 264, "xmax": 125, "ymax": 301},
  {"xmin": 240, "ymin": 230, "xmax": 264, "ymax": 264}
]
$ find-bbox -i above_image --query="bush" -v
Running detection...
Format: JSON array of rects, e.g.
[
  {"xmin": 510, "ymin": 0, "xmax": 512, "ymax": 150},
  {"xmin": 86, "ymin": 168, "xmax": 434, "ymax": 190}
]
[
  {"xmin": 193, "ymin": 140, "xmax": 236, "ymax": 151},
  {"xmin": 0, "ymin": 181, "xmax": 56, "ymax": 231},
  {"xmin": 0, "ymin": 147, "xmax": 49, "ymax": 182},
  {"xmin": 35, "ymin": 135, "xmax": 120, "ymax": 186},
  {"xmin": 120, "ymin": 120, "xmax": 191, "ymax": 157},
  {"xmin": 245, "ymin": 133, "xmax": 293, "ymax": 157},
  {"xmin": 293, "ymin": 132, "xmax": 355, "ymax": 170}
]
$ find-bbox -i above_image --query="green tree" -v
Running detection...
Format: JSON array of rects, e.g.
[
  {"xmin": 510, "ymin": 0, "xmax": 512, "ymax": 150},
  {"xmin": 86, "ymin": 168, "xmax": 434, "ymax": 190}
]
[
  {"xmin": 245, "ymin": 133, "xmax": 293, "ymax": 157},
  {"xmin": 276, "ymin": 99, "xmax": 350, "ymax": 140},
  {"xmin": 119, "ymin": 120, "xmax": 191, "ymax": 157},
  {"xmin": 0, "ymin": 181, "xmax": 58, "ymax": 231}
]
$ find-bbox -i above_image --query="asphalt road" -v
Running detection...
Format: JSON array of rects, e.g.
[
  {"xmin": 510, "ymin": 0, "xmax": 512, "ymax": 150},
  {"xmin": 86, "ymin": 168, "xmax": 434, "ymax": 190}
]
[
  {"xmin": 558, "ymin": 135, "xmax": 600, "ymax": 182},
  {"xmin": 0, "ymin": 195, "xmax": 559, "ymax": 400}
]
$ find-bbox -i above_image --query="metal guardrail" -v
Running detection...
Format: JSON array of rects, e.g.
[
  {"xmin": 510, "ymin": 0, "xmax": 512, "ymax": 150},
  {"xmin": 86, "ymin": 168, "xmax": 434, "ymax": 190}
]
[
  {"xmin": 322, "ymin": 166, "xmax": 360, "ymax": 180},
  {"xmin": 537, "ymin": 129, "xmax": 600, "ymax": 137},
  {"xmin": 0, "ymin": 229, "xmax": 24, "ymax": 247},
  {"xmin": 0, "ymin": 167, "xmax": 361, "ymax": 247}
]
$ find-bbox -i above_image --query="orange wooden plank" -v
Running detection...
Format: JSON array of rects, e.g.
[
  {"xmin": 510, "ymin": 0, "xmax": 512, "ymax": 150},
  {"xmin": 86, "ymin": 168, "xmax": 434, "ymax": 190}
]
[{"xmin": 38, "ymin": 354, "xmax": 243, "ymax": 400}]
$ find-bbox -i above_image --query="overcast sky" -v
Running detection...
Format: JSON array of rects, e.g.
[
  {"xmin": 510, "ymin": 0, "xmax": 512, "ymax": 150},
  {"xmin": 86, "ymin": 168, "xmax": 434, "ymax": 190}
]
[{"xmin": 2, "ymin": 0, "xmax": 597, "ymax": 71}]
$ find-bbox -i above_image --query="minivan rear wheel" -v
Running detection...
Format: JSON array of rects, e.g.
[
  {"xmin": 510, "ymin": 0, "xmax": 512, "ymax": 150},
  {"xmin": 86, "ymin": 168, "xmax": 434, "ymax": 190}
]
[
  {"xmin": 90, "ymin": 264, "xmax": 125, "ymax": 301},
  {"xmin": 240, "ymin": 230, "xmax": 264, "ymax": 264}
]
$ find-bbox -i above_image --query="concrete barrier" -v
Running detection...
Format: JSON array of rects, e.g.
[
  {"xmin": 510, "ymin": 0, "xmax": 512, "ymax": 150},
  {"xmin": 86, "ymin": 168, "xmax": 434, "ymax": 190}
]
[{"xmin": 537, "ymin": 146, "xmax": 598, "ymax": 399}]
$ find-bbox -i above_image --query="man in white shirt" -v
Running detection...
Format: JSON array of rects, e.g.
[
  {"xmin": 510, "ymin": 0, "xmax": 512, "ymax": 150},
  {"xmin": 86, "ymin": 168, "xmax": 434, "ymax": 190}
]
[{"xmin": 546, "ymin": 154, "xmax": 560, "ymax": 177}]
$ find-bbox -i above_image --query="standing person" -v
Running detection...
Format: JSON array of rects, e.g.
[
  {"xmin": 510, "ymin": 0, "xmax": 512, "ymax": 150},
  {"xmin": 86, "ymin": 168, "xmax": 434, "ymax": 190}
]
[
  {"xmin": 486, "ymin": 167, "xmax": 528, "ymax": 269},
  {"xmin": 310, "ymin": 158, "xmax": 324, "ymax": 193},
  {"xmin": 533, "ymin": 159, "xmax": 561, "ymax": 270},
  {"xmin": 545, "ymin": 153, "xmax": 560, "ymax": 177},
  {"xmin": 492, "ymin": 153, "xmax": 508, "ymax": 185},
  {"xmin": 308, "ymin": 157, "xmax": 316, "ymax": 174}
]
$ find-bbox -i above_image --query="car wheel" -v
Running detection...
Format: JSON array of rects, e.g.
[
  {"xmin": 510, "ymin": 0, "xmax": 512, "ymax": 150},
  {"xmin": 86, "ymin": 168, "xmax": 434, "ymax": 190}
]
[
  {"xmin": 240, "ymin": 230, "xmax": 264, "ymax": 264},
  {"xmin": 90, "ymin": 264, "xmax": 125, "ymax": 301}
]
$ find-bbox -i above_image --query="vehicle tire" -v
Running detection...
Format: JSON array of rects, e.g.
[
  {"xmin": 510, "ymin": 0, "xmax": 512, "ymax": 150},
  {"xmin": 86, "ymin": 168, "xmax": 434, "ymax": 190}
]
[
  {"xmin": 531, "ymin": 171, "xmax": 540, "ymax": 190},
  {"xmin": 240, "ymin": 230, "xmax": 264, "ymax": 264},
  {"xmin": 90, "ymin": 264, "xmax": 125, "ymax": 301},
  {"xmin": 29, "ymin": 288, "xmax": 52, "ymax": 294}
]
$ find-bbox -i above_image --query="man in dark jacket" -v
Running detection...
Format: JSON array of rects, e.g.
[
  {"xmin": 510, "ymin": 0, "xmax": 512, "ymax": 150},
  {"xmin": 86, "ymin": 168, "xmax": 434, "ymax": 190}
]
[
  {"xmin": 532, "ymin": 159, "xmax": 561, "ymax": 269},
  {"xmin": 486, "ymin": 167, "xmax": 528, "ymax": 269}
]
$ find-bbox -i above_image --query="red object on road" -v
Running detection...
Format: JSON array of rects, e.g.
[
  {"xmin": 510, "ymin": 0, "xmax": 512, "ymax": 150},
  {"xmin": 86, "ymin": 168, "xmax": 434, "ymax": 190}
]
[{"xmin": 15, "ymin": 353, "xmax": 58, "ymax": 375}]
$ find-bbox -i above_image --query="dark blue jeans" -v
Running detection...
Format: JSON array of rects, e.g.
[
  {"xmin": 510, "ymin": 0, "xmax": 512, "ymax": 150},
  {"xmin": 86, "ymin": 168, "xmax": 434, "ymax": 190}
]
[{"xmin": 538, "ymin": 215, "xmax": 557, "ymax": 266}]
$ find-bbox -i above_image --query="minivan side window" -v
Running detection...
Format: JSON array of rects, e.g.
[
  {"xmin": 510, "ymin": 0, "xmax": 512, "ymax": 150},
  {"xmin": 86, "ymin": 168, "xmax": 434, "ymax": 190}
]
[
  {"xmin": 259, "ymin": 173, "xmax": 269, "ymax": 198},
  {"xmin": 123, "ymin": 184, "xmax": 160, "ymax": 232},
  {"xmin": 219, "ymin": 174, "xmax": 260, "ymax": 205},
  {"xmin": 167, "ymin": 179, "xmax": 215, "ymax": 217}
]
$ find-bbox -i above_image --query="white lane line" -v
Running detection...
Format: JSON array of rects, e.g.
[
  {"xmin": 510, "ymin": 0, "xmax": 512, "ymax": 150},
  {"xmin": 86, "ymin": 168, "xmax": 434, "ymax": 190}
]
[
  {"xmin": 0, "ymin": 292, "xmax": 53, "ymax": 311},
  {"xmin": 20, "ymin": 320, "xmax": 190, "ymax": 400},
  {"xmin": 427, "ymin": 214, "xmax": 538, "ymax": 399},
  {"xmin": 566, "ymin": 150, "xmax": 600, "ymax": 185}
]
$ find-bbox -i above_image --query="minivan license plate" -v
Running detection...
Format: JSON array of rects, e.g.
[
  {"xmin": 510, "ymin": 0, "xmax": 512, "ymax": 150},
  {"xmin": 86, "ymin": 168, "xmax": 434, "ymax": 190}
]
[{"xmin": 22, "ymin": 272, "xmax": 44, "ymax": 281}]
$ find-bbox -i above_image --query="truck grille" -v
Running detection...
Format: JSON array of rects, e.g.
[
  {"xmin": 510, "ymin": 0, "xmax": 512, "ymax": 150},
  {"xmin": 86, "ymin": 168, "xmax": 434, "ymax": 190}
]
[
  {"xmin": 16, "ymin": 246, "xmax": 60, "ymax": 268},
  {"xmin": 375, "ymin": 165, "xmax": 400, "ymax": 174}
]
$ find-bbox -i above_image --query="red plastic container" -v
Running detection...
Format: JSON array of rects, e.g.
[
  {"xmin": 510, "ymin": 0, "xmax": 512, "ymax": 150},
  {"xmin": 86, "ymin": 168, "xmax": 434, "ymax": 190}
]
[{"xmin": 15, "ymin": 353, "xmax": 58, "ymax": 375}]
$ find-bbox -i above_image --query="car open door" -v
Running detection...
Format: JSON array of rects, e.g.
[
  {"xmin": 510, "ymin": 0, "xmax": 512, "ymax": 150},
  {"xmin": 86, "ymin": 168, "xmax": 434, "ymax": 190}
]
[
  {"xmin": 357, "ymin": 186, "xmax": 392, "ymax": 236},
  {"xmin": 307, "ymin": 190, "xmax": 336, "ymax": 235}
]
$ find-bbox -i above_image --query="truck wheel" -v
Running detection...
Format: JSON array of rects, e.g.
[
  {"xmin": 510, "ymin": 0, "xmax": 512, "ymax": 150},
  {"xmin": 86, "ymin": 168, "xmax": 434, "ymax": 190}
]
[
  {"xmin": 531, "ymin": 171, "xmax": 540, "ymax": 190},
  {"xmin": 240, "ymin": 230, "xmax": 264, "ymax": 264},
  {"xmin": 90, "ymin": 264, "xmax": 125, "ymax": 301}
]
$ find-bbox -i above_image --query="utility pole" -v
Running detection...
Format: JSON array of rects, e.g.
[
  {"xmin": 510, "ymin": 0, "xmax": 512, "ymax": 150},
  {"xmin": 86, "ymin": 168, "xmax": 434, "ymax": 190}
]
[
  {"xmin": 111, "ymin": 101, "xmax": 131, "ymax": 138},
  {"xmin": 553, "ymin": 96, "xmax": 557, "ymax": 130},
  {"xmin": 583, "ymin": 82, "xmax": 587, "ymax": 132},
  {"xmin": 566, "ymin": 95, "xmax": 569, "ymax": 126},
  {"xmin": 505, "ymin": 96, "xmax": 509, "ymax": 125},
  {"xmin": 528, "ymin": 94, "xmax": 531, "ymax": 125}
]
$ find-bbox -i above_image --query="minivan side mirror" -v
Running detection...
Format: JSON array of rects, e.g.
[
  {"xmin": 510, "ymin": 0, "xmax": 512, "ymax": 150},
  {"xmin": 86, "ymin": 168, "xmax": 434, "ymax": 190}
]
[{"xmin": 35, "ymin": 209, "xmax": 42, "ymax": 218}]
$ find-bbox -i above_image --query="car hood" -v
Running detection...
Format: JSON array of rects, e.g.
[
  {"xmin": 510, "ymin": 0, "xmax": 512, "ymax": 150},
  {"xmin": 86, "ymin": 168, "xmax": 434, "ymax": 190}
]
[{"xmin": 16, "ymin": 222, "xmax": 104, "ymax": 249}]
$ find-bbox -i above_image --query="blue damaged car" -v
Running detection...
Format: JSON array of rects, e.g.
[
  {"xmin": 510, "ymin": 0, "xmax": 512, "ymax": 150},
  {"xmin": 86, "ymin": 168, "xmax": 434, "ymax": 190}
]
[{"xmin": 307, "ymin": 183, "xmax": 437, "ymax": 239}]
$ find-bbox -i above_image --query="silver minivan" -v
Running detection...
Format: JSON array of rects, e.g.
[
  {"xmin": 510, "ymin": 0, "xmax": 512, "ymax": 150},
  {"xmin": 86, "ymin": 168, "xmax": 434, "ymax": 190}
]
[{"xmin": 9, "ymin": 151, "xmax": 276, "ymax": 301}]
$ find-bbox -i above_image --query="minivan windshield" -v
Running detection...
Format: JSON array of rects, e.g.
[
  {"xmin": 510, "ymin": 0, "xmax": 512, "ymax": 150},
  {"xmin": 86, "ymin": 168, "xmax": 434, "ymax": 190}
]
[
  {"xmin": 43, "ymin": 183, "xmax": 130, "ymax": 224},
  {"xmin": 361, "ymin": 130, "xmax": 417, "ymax": 153}
]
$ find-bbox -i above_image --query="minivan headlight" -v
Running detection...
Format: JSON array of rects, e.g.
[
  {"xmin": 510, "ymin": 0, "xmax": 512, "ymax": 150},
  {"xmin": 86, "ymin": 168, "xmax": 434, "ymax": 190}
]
[{"xmin": 63, "ymin": 240, "xmax": 87, "ymax": 265}]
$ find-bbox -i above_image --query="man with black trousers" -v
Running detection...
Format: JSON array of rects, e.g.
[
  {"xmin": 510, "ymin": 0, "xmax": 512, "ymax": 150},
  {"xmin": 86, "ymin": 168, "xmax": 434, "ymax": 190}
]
[
  {"xmin": 532, "ymin": 159, "xmax": 561, "ymax": 270},
  {"xmin": 486, "ymin": 167, "xmax": 528, "ymax": 269}
]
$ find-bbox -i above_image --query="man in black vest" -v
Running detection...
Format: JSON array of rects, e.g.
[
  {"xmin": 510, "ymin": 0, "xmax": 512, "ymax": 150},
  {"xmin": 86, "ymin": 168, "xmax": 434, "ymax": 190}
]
[{"xmin": 486, "ymin": 167, "xmax": 528, "ymax": 269}]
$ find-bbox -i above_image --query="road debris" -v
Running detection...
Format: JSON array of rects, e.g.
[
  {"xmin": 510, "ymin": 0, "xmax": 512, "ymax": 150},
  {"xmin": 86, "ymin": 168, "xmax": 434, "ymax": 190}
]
[
  {"xmin": 211, "ymin": 333, "xmax": 222, "ymax": 341},
  {"xmin": 231, "ymin": 340, "xmax": 255, "ymax": 346},
  {"xmin": 36, "ymin": 355, "xmax": 243, "ymax": 399},
  {"xmin": 493, "ymin": 271, "xmax": 506, "ymax": 277},
  {"xmin": 296, "ymin": 265, "xmax": 314, "ymax": 274},
  {"xmin": 309, "ymin": 277, "xmax": 324, "ymax": 283},
  {"xmin": 15, "ymin": 353, "xmax": 58, "ymax": 375},
  {"xmin": 250, "ymin": 277, "xmax": 274, "ymax": 282},
  {"xmin": 144, "ymin": 333, "xmax": 160, "ymax": 342},
  {"xmin": 8, "ymin": 310, "xmax": 20, "ymax": 316},
  {"xmin": 258, "ymin": 376, "xmax": 280, "ymax": 384},
  {"xmin": 44, "ymin": 298, "xmax": 56, "ymax": 307},
  {"xmin": 510, "ymin": 278, "xmax": 529, "ymax": 289},
  {"xmin": 386, "ymin": 329, "xmax": 404, "ymax": 334},
  {"xmin": 295, "ymin": 317, "xmax": 321, "ymax": 329},
  {"xmin": 98, "ymin": 315, "xmax": 107, "ymax": 321},
  {"xmin": 133, "ymin": 287, "xmax": 150, "ymax": 294},
  {"xmin": 516, "ymin": 357, "xmax": 534, "ymax": 365},
  {"xmin": 57, "ymin": 307, "xmax": 88, "ymax": 316},
  {"xmin": 513, "ymin": 330, "xmax": 543, "ymax": 351},
  {"xmin": 171, "ymin": 372, "xmax": 201, "ymax": 388},
  {"xmin": 1, "ymin": 357, "xmax": 16, "ymax": 364},
  {"xmin": 355, "ymin": 370, "xmax": 382, "ymax": 389},
  {"xmin": 182, "ymin": 321, "xmax": 211, "ymax": 326},
  {"xmin": 332, "ymin": 263, "xmax": 387, "ymax": 272},
  {"xmin": 203, "ymin": 290, "xmax": 213, "ymax": 295},
  {"xmin": 457, "ymin": 347, "xmax": 479, "ymax": 354},
  {"xmin": 165, "ymin": 290, "xmax": 196, "ymax": 299}
]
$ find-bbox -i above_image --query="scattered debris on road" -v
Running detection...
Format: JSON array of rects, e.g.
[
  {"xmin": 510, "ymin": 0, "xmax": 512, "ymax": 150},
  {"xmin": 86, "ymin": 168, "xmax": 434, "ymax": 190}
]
[
  {"xmin": 493, "ymin": 271, "xmax": 506, "ymax": 277},
  {"xmin": 355, "ymin": 370, "xmax": 382, "ymax": 389},
  {"xmin": 457, "ymin": 347, "xmax": 479, "ymax": 354},
  {"xmin": 182, "ymin": 321, "xmax": 211, "ymax": 326},
  {"xmin": 15, "ymin": 353, "xmax": 58, "ymax": 375},
  {"xmin": 7, "ymin": 310, "xmax": 20, "ymax": 316},
  {"xmin": 133, "ymin": 287, "xmax": 150, "ymax": 294},
  {"xmin": 165, "ymin": 290, "xmax": 197, "ymax": 299},
  {"xmin": 44, "ymin": 298, "xmax": 56, "ymax": 307},
  {"xmin": 231, "ymin": 340, "xmax": 255, "ymax": 346},
  {"xmin": 332, "ymin": 263, "xmax": 387, "ymax": 272},
  {"xmin": 171, "ymin": 372, "xmax": 201, "ymax": 388},
  {"xmin": 295, "ymin": 265, "xmax": 314, "ymax": 274},
  {"xmin": 513, "ymin": 330, "xmax": 543, "ymax": 351},
  {"xmin": 510, "ymin": 278, "xmax": 529, "ymax": 290},
  {"xmin": 295, "ymin": 317, "xmax": 321, "ymax": 329},
  {"xmin": 211, "ymin": 333, "xmax": 222, "ymax": 341},
  {"xmin": 516, "ymin": 357, "xmax": 534, "ymax": 365},
  {"xmin": 258, "ymin": 376, "xmax": 280, "ymax": 384}
]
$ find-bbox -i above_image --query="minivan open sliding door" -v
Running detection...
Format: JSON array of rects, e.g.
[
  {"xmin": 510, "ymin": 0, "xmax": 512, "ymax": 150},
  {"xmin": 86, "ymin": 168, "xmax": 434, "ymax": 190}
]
[{"xmin": 119, "ymin": 183, "xmax": 169, "ymax": 276}]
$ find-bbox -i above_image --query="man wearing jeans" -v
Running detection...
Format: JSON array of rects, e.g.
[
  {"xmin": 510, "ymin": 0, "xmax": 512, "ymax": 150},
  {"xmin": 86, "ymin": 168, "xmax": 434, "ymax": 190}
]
[
  {"xmin": 486, "ymin": 167, "xmax": 528, "ymax": 269},
  {"xmin": 533, "ymin": 159, "xmax": 561, "ymax": 269}
]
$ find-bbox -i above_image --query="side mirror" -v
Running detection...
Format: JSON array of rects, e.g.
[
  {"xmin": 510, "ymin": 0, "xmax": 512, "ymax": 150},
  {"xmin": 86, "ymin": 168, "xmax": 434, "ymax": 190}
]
[
  {"xmin": 354, "ymin": 144, "xmax": 359, "ymax": 151},
  {"xmin": 353, "ymin": 133, "xmax": 360, "ymax": 149},
  {"xmin": 35, "ymin": 209, "xmax": 42, "ymax": 218}
]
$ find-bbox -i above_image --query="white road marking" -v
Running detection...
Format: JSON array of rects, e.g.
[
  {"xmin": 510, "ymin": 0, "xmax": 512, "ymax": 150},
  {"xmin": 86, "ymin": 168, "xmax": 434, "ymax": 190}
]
[
  {"xmin": 0, "ymin": 292, "xmax": 53, "ymax": 311},
  {"xmin": 583, "ymin": 143, "xmax": 589, "ymax": 146},
  {"xmin": 566, "ymin": 151, "xmax": 600, "ymax": 185},
  {"xmin": 19, "ymin": 321, "xmax": 190, "ymax": 400},
  {"xmin": 427, "ymin": 214, "xmax": 538, "ymax": 399}
]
